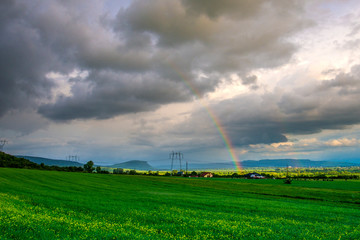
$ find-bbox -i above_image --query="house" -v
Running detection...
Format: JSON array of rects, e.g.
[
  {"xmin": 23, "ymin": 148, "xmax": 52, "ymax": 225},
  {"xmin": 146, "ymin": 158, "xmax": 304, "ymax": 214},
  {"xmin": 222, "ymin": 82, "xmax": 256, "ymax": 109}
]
[
  {"xmin": 200, "ymin": 172, "xmax": 213, "ymax": 178},
  {"xmin": 244, "ymin": 172, "xmax": 264, "ymax": 179}
]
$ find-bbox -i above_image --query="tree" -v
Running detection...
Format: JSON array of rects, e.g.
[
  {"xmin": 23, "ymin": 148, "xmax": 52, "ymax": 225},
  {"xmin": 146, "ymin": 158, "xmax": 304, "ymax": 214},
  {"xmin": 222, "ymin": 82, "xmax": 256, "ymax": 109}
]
[
  {"xmin": 96, "ymin": 166, "xmax": 101, "ymax": 173},
  {"xmin": 84, "ymin": 161, "xmax": 95, "ymax": 173},
  {"xmin": 113, "ymin": 168, "xmax": 124, "ymax": 174}
]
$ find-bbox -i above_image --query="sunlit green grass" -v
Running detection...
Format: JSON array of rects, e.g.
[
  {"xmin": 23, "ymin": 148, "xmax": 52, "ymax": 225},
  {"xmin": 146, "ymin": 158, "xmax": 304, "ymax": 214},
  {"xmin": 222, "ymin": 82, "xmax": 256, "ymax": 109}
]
[{"xmin": 0, "ymin": 168, "xmax": 359, "ymax": 239}]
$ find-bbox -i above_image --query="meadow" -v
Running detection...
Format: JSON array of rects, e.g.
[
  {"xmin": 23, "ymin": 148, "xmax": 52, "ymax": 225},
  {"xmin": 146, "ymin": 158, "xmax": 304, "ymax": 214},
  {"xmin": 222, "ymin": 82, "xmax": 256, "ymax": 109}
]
[{"xmin": 0, "ymin": 168, "xmax": 359, "ymax": 239}]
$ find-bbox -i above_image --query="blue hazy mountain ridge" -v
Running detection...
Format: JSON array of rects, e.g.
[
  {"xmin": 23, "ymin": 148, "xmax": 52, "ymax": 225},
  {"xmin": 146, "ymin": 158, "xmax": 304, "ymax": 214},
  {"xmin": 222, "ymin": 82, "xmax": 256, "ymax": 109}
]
[
  {"xmin": 16, "ymin": 156, "xmax": 84, "ymax": 167},
  {"xmin": 15, "ymin": 156, "xmax": 360, "ymax": 170},
  {"xmin": 155, "ymin": 159, "xmax": 360, "ymax": 170},
  {"xmin": 240, "ymin": 159, "xmax": 360, "ymax": 168}
]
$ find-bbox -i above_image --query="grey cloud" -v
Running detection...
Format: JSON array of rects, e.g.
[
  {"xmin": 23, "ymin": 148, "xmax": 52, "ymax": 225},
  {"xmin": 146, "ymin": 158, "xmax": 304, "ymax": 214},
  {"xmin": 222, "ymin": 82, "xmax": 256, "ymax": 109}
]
[
  {"xmin": 176, "ymin": 66, "xmax": 360, "ymax": 147},
  {"xmin": 181, "ymin": 0, "xmax": 305, "ymax": 20},
  {"xmin": 321, "ymin": 68, "xmax": 341, "ymax": 76},
  {"xmin": 38, "ymin": 0, "xmax": 311, "ymax": 122},
  {"xmin": 241, "ymin": 75, "xmax": 257, "ymax": 85},
  {"xmin": 116, "ymin": 0, "xmax": 217, "ymax": 47},
  {"xmin": 0, "ymin": 110, "xmax": 50, "ymax": 136},
  {"xmin": 318, "ymin": 65, "xmax": 360, "ymax": 95},
  {"xmin": 0, "ymin": 1, "xmax": 58, "ymax": 117},
  {"xmin": 343, "ymin": 18, "xmax": 360, "ymax": 50},
  {"xmin": 181, "ymin": 0, "xmax": 265, "ymax": 19},
  {"xmin": 115, "ymin": 0, "xmax": 310, "ymax": 72},
  {"xmin": 1, "ymin": 0, "xmax": 313, "ymax": 124},
  {"xmin": 38, "ymin": 70, "xmax": 191, "ymax": 121},
  {"xmin": 240, "ymin": 74, "xmax": 259, "ymax": 90}
]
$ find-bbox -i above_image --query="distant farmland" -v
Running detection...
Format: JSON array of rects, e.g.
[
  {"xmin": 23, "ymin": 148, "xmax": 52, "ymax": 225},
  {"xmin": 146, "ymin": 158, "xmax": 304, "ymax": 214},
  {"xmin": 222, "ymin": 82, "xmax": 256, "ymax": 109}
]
[{"xmin": 0, "ymin": 168, "xmax": 359, "ymax": 239}]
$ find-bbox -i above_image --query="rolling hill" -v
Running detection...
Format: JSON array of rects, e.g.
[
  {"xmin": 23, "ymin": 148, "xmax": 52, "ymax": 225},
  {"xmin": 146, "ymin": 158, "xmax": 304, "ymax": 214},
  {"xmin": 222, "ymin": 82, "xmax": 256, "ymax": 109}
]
[
  {"xmin": 0, "ymin": 152, "xmax": 40, "ymax": 168},
  {"xmin": 110, "ymin": 160, "xmax": 154, "ymax": 170}
]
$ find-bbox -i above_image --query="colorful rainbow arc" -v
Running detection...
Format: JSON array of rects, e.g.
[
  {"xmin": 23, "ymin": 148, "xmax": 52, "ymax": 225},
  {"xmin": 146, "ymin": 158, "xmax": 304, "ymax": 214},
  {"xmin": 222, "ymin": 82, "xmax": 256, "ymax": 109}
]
[{"xmin": 169, "ymin": 64, "xmax": 242, "ymax": 171}]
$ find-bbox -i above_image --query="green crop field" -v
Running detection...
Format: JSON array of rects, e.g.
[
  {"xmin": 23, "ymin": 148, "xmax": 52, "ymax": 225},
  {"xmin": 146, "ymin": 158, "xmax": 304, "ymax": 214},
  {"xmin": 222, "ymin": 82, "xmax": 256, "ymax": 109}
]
[{"xmin": 0, "ymin": 168, "xmax": 359, "ymax": 239}]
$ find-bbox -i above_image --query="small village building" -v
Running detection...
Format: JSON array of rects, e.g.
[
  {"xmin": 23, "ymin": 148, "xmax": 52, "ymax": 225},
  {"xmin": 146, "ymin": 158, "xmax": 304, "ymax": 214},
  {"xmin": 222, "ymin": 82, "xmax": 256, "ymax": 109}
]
[
  {"xmin": 244, "ymin": 172, "xmax": 265, "ymax": 179},
  {"xmin": 200, "ymin": 172, "xmax": 213, "ymax": 178}
]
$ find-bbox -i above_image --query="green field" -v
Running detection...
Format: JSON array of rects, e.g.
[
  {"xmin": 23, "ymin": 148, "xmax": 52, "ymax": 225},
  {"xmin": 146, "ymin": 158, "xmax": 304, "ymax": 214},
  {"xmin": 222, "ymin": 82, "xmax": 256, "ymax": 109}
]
[{"xmin": 0, "ymin": 168, "xmax": 359, "ymax": 239}]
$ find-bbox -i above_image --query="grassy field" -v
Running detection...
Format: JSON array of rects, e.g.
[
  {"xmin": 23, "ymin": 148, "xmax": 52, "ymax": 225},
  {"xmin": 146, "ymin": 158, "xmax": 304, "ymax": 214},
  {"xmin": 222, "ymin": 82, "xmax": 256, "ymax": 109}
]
[{"xmin": 0, "ymin": 168, "xmax": 359, "ymax": 239}]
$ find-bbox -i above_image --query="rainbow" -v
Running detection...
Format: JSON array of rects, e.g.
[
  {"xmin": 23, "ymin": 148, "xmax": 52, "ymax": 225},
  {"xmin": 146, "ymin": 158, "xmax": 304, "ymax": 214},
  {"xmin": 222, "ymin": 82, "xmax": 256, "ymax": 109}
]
[{"xmin": 169, "ymin": 64, "xmax": 242, "ymax": 171}]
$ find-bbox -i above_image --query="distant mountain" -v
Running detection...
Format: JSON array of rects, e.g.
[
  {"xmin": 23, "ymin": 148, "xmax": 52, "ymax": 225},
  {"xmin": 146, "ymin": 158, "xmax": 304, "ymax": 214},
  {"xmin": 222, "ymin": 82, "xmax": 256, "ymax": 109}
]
[
  {"xmin": 16, "ymin": 156, "xmax": 83, "ymax": 167},
  {"xmin": 110, "ymin": 160, "xmax": 153, "ymax": 170},
  {"xmin": 241, "ymin": 159, "xmax": 360, "ymax": 168},
  {"xmin": 172, "ymin": 159, "xmax": 360, "ymax": 170}
]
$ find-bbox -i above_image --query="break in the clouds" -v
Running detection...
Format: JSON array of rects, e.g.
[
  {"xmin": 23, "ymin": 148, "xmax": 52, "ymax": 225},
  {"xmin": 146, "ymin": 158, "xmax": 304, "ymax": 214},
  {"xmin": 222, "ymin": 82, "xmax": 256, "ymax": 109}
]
[{"xmin": 0, "ymin": 0, "xmax": 310, "ymax": 121}]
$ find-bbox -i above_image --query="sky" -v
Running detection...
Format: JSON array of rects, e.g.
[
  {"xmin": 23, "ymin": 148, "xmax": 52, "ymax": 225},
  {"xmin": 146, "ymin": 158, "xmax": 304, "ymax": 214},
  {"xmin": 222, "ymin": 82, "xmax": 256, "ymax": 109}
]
[{"xmin": 1, "ymin": 0, "xmax": 360, "ymax": 166}]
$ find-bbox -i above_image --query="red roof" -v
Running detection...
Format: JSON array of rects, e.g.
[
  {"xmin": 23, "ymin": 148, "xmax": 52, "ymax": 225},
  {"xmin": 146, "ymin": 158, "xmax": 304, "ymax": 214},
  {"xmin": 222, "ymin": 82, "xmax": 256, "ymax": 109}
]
[{"xmin": 200, "ymin": 172, "xmax": 213, "ymax": 177}]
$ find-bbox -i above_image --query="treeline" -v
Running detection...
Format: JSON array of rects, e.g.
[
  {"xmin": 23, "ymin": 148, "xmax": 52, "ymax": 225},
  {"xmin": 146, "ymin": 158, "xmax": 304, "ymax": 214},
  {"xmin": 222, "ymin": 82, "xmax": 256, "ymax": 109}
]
[
  {"xmin": 113, "ymin": 168, "xmax": 169, "ymax": 176},
  {"xmin": 214, "ymin": 169, "xmax": 360, "ymax": 180},
  {"xmin": 112, "ymin": 167, "xmax": 360, "ymax": 180},
  {"xmin": 0, "ymin": 152, "xmax": 83, "ymax": 172},
  {"xmin": 260, "ymin": 172, "xmax": 360, "ymax": 180}
]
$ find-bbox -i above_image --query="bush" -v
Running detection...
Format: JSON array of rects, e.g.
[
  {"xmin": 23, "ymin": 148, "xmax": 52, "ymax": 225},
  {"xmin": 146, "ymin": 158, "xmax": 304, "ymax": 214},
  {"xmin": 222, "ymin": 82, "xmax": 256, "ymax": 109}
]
[{"xmin": 284, "ymin": 178, "xmax": 292, "ymax": 184}]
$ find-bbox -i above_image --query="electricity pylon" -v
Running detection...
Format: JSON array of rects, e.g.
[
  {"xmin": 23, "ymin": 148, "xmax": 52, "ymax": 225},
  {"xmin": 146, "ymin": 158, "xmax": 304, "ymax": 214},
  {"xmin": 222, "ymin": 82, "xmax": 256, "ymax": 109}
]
[
  {"xmin": 169, "ymin": 151, "xmax": 184, "ymax": 175},
  {"xmin": 0, "ymin": 139, "xmax": 8, "ymax": 152}
]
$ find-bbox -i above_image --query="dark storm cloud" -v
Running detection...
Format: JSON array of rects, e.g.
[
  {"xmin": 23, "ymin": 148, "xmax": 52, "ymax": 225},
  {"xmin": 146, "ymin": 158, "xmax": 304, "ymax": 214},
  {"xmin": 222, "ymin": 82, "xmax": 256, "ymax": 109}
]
[
  {"xmin": 180, "ymin": 0, "xmax": 265, "ymax": 19},
  {"xmin": 0, "ymin": 1, "xmax": 57, "ymax": 117},
  {"xmin": 179, "ymin": 66, "xmax": 360, "ymax": 146},
  {"xmin": 1, "ymin": 0, "xmax": 311, "ymax": 123},
  {"xmin": 115, "ymin": 0, "xmax": 309, "ymax": 72},
  {"xmin": 38, "ymin": 70, "xmax": 191, "ymax": 121}
]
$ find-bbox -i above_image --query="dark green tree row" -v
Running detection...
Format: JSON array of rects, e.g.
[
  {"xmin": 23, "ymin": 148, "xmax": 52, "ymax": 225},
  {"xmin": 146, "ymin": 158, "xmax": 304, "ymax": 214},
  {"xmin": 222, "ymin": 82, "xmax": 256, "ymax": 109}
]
[{"xmin": 0, "ymin": 152, "xmax": 83, "ymax": 172}]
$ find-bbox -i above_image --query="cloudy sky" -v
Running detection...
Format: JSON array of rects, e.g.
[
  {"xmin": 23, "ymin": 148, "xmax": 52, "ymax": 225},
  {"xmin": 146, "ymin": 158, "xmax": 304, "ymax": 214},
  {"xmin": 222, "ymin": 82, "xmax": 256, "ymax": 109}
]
[{"xmin": 1, "ymin": 0, "xmax": 360, "ymax": 166}]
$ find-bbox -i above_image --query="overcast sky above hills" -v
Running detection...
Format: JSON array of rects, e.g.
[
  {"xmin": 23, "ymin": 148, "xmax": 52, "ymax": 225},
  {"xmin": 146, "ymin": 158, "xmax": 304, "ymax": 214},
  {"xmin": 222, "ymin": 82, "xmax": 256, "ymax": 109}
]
[{"xmin": 1, "ymin": 0, "xmax": 360, "ymax": 165}]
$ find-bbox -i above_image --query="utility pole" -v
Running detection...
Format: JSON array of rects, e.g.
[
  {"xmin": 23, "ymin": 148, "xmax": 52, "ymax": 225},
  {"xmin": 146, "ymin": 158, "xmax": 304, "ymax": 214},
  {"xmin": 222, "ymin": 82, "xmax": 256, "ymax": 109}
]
[
  {"xmin": 286, "ymin": 164, "xmax": 289, "ymax": 179},
  {"xmin": 186, "ymin": 161, "xmax": 188, "ymax": 175},
  {"xmin": 0, "ymin": 139, "xmax": 8, "ymax": 152},
  {"xmin": 170, "ymin": 151, "xmax": 174, "ymax": 175}
]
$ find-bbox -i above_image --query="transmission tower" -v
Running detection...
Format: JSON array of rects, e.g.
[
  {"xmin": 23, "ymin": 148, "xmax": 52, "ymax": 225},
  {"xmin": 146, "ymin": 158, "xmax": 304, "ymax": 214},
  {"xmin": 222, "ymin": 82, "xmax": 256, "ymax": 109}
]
[
  {"xmin": 67, "ymin": 155, "xmax": 79, "ymax": 162},
  {"xmin": 0, "ymin": 139, "xmax": 8, "ymax": 152},
  {"xmin": 169, "ymin": 151, "xmax": 184, "ymax": 175}
]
